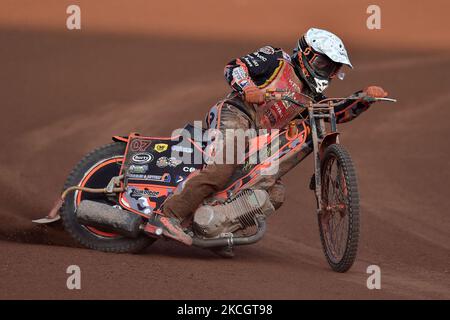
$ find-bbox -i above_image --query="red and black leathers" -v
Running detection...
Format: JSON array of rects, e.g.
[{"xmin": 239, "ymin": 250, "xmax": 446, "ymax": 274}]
[
  {"xmin": 163, "ymin": 45, "xmax": 385, "ymax": 225},
  {"xmin": 223, "ymin": 45, "xmax": 377, "ymax": 126}
]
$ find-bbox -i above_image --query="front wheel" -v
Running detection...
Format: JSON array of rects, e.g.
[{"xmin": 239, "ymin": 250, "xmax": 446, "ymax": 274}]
[
  {"xmin": 60, "ymin": 142, "xmax": 155, "ymax": 253},
  {"xmin": 318, "ymin": 144, "xmax": 360, "ymax": 272}
]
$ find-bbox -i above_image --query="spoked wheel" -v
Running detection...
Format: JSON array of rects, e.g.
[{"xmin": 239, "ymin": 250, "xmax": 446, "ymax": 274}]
[{"xmin": 318, "ymin": 144, "xmax": 360, "ymax": 272}]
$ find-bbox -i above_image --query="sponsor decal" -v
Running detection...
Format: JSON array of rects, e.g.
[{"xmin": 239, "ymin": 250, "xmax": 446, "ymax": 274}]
[
  {"xmin": 259, "ymin": 46, "xmax": 275, "ymax": 55},
  {"xmin": 131, "ymin": 152, "xmax": 153, "ymax": 164},
  {"xmin": 124, "ymin": 188, "xmax": 155, "ymax": 215},
  {"xmin": 288, "ymin": 79, "xmax": 301, "ymax": 92},
  {"xmin": 232, "ymin": 67, "xmax": 247, "ymax": 81},
  {"xmin": 130, "ymin": 188, "xmax": 160, "ymax": 198},
  {"xmin": 154, "ymin": 143, "xmax": 169, "ymax": 153},
  {"xmin": 182, "ymin": 166, "xmax": 196, "ymax": 173},
  {"xmin": 157, "ymin": 156, "xmax": 183, "ymax": 168},
  {"xmin": 128, "ymin": 164, "xmax": 148, "ymax": 174},
  {"xmin": 282, "ymin": 51, "xmax": 292, "ymax": 62},
  {"xmin": 172, "ymin": 145, "xmax": 193, "ymax": 153},
  {"xmin": 243, "ymin": 56, "xmax": 254, "ymax": 67},
  {"xmin": 238, "ymin": 79, "xmax": 249, "ymax": 89},
  {"xmin": 128, "ymin": 173, "xmax": 171, "ymax": 183},
  {"xmin": 252, "ymin": 51, "xmax": 267, "ymax": 62},
  {"xmin": 264, "ymin": 109, "xmax": 277, "ymax": 126},
  {"xmin": 156, "ymin": 156, "xmax": 169, "ymax": 168}
]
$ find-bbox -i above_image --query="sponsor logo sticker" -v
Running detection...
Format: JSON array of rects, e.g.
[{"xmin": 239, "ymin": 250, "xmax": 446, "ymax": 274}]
[
  {"xmin": 128, "ymin": 164, "xmax": 148, "ymax": 174},
  {"xmin": 259, "ymin": 46, "xmax": 275, "ymax": 55},
  {"xmin": 157, "ymin": 156, "xmax": 183, "ymax": 168},
  {"xmin": 154, "ymin": 143, "xmax": 169, "ymax": 153},
  {"xmin": 128, "ymin": 173, "xmax": 171, "ymax": 183},
  {"xmin": 130, "ymin": 188, "xmax": 160, "ymax": 198},
  {"xmin": 131, "ymin": 153, "xmax": 153, "ymax": 164},
  {"xmin": 156, "ymin": 157, "xmax": 169, "ymax": 168}
]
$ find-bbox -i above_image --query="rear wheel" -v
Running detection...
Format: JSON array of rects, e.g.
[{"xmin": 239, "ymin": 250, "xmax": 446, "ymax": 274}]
[
  {"xmin": 60, "ymin": 142, "xmax": 155, "ymax": 253},
  {"xmin": 318, "ymin": 144, "xmax": 360, "ymax": 272}
]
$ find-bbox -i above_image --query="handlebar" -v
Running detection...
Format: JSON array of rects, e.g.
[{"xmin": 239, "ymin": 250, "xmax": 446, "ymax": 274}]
[{"xmin": 264, "ymin": 90, "xmax": 397, "ymax": 108}]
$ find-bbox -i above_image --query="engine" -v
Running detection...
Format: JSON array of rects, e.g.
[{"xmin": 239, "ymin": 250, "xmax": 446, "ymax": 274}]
[{"xmin": 193, "ymin": 189, "xmax": 275, "ymax": 238}]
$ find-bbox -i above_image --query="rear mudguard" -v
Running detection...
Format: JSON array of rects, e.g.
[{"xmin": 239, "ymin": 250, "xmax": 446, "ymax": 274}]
[{"xmin": 112, "ymin": 135, "xmax": 129, "ymax": 143}]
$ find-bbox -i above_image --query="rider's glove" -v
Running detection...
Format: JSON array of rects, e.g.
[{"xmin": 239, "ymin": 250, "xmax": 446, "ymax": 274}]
[
  {"xmin": 363, "ymin": 86, "xmax": 388, "ymax": 98},
  {"xmin": 243, "ymin": 85, "xmax": 265, "ymax": 104}
]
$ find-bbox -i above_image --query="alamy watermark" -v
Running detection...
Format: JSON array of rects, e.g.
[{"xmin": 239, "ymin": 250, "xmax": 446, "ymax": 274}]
[
  {"xmin": 169, "ymin": 121, "xmax": 281, "ymax": 175},
  {"xmin": 66, "ymin": 265, "xmax": 81, "ymax": 290},
  {"xmin": 66, "ymin": 5, "xmax": 81, "ymax": 30},
  {"xmin": 366, "ymin": 5, "xmax": 381, "ymax": 30},
  {"xmin": 366, "ymin": 265, "xmax": 381, "ymax": 289}
]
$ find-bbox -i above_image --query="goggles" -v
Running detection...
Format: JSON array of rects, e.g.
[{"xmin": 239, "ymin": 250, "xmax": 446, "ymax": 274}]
[
  {"xmin": 300, "ymin": 46, "xmax": 344, "ymax": 79},
  {"xmin": 309, "ymin": 53, "xmax": 343, "ymax": 79}
]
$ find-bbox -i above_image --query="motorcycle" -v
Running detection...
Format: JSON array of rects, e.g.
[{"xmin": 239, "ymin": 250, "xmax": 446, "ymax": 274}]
[{"xmin": 34, "ymin": 91, "xmax": 395, "ymax": 272}]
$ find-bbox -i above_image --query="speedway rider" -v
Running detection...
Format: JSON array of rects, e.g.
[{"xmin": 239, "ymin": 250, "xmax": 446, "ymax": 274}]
[{"xmin": 158, "ymin": 28, "xmax": 388, "ymax": 250}]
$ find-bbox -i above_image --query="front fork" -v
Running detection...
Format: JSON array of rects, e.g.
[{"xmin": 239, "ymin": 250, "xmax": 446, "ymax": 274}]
[{"xmin": 308, "ymin": 103, "xmax": 338, "ymax": 214}]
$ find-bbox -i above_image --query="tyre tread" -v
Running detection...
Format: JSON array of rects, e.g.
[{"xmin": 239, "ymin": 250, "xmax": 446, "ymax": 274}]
[{"xmin": 319, "ymin": 144, "xmax": 360, "ymax": 272}]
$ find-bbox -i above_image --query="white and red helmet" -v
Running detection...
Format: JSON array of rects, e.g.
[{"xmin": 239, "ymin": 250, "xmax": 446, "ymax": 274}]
[{"xmin": 293, "ymin": 28, "xmax": 352, "ymax": 94}]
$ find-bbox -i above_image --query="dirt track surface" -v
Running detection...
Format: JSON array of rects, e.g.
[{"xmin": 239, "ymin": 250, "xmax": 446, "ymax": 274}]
[{"xmin": 1, "ymin": 1, "xmax": 450, "ymax": 299}]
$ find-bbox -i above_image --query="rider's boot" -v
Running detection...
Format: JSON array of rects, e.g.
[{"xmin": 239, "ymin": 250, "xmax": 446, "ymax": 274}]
[{"xmin": 156, "ymin": 215, "xmax": 193, "ymax": 246}]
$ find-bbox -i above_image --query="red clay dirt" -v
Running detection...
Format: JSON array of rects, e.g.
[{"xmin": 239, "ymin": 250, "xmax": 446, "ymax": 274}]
[{"xmin": 0, "ymin": 1, "xmax": 449, "ymax": 299}]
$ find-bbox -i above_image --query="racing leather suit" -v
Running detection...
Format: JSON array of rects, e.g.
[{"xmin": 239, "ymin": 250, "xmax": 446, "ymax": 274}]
[{"xmin": 163, "ymin": 46, "xmax": 372, "ymax": 221}]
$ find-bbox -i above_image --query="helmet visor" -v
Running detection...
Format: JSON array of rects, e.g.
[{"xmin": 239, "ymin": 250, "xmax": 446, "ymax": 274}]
[{"xmin": 309, "ymin": 54, "xmax": 342, "ymax": 79}]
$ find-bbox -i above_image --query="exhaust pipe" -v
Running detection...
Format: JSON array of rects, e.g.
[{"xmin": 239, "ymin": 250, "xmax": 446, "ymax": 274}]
[
  {"xmin": 192, "ymin": 216, "xmax": 267, "ymax": 248},
  {"xmin": 76, "ymin": 200, "xmax": 143, "ymax": 238}
]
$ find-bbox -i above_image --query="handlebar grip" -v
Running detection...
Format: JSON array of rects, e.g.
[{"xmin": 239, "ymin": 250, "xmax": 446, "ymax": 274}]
[
  {"xmin": 364, "ymin": 96, "xmax": 397, "ymax": 103},
  {"xmin": 376, "ymin": 97, "xmax": 397, "ymax": 103}
]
